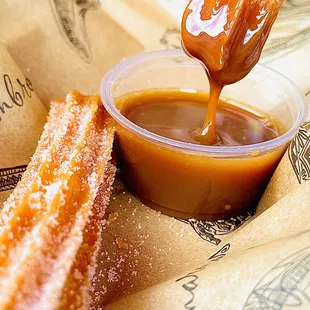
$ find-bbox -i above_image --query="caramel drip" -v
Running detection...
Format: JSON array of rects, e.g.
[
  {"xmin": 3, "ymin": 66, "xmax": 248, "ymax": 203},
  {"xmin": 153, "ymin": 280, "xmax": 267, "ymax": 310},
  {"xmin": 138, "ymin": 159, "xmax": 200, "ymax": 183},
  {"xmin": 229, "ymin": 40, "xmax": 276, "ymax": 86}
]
[{"xmin": 182, "ymin": 0, "xmax": 283, "ymax": 144}]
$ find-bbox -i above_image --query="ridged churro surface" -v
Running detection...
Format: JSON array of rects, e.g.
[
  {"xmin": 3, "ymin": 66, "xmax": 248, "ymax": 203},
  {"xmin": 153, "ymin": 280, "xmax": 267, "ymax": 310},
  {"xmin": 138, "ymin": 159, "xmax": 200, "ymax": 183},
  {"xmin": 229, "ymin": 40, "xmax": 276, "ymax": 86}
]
[{"xmin": 0, "ymin": 90, "xmax": 116, "ymax": 310}]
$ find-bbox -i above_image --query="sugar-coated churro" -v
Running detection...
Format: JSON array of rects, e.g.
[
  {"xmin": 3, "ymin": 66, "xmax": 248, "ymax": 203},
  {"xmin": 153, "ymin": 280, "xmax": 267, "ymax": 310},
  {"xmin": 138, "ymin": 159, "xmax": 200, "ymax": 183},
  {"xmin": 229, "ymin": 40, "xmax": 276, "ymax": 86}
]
[
  {"xmin": 59, "ymin": 162, "xmax": 116, "ymax": 310},
  {"xmin": 0, "ymin": 90, "xmax": 116, "ymax": 309}
]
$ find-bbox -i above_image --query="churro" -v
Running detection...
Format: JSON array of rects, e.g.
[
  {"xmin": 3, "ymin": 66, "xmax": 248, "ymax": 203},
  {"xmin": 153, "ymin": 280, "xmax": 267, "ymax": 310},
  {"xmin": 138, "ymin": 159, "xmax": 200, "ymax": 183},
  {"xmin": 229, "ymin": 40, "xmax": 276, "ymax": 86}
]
[
  {"xmin": 59, "ymin": 162, "xmax": 116, "ymax": 310},
  {"xmin": 0, "ymin": 91, "xmax": 115, "ymax": 309}
]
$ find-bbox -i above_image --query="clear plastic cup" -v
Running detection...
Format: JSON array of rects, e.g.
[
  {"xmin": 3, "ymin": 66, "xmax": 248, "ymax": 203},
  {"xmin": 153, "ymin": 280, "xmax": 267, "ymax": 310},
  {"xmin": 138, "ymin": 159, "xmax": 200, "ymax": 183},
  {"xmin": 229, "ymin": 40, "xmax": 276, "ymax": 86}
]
[{"xmin": 101, "ymin": 49, "xmax": 308, "ymax": 220}]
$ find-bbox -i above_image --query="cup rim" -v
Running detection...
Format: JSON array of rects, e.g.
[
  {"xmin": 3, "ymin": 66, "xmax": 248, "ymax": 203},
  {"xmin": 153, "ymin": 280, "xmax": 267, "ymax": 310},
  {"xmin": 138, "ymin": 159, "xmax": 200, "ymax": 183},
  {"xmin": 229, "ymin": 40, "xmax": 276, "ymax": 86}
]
[{"xmin": 100, "ymin": 49, "xmax": 309, "ymax": 155}]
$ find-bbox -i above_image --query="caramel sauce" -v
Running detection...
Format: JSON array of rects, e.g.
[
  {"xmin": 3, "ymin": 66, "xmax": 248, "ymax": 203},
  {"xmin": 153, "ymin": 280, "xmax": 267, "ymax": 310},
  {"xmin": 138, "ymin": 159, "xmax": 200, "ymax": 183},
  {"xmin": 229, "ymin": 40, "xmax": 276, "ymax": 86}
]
[
  {"xmin": 181, "ymin": 0, "xmax": 283, "ymax": 144},
  {"xmin": 116, "ymin": 89, "xmax": 287, "ymax": 220},
  {"xmin": 119, "ymin": 89, "xmax": 284, "ymax": 146}
]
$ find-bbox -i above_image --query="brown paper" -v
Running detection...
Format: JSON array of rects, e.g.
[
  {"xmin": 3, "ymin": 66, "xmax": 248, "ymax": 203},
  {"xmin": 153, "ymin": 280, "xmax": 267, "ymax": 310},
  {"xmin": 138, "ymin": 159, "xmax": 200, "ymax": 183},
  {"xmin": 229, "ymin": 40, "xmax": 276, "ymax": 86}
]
[
  {"xmin": 258, "ymin": 122, "xmax": 310, "ymax": 213},
  {"xmin": 0, "ymin": 0, "xmax": 309, "ymax": 309},
  {"xmin": 106, "ymin": 229, "xmax": 310, "ymax": 310},
  {"xmin": 0, "ymin": 45, "xmax": 47, "ymax": 205},
  {"xmin": 0, "ymin": 0, "xmax": 148, "ymax": 107}
]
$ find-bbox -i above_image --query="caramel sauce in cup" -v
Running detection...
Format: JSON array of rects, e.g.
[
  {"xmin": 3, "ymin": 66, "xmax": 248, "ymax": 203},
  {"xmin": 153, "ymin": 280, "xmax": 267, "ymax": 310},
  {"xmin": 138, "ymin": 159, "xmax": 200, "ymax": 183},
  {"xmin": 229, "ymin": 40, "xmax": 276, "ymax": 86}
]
[
  {"xmin": 101, "ymin": 50, "xmax": 308, "ymax": 220},
  {"xmin": 116, "ymin": 89, "xmax": 286, "ymax": 219}
]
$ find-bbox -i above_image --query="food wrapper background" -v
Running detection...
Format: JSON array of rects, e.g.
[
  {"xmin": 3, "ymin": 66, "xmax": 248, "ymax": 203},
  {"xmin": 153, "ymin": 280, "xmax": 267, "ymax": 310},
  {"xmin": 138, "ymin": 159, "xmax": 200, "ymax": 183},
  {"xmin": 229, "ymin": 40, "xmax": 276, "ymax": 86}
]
[
  {"xmin": 0, "ymin": 45, "xmax": 47, "ymax": 205},
  {"xmin": 0, "ymin": 0, "xmax": 309, "ymax": 308},
  {"xmin": 107, "ymin": 228, "xmax": 310, "ymax": 309}
]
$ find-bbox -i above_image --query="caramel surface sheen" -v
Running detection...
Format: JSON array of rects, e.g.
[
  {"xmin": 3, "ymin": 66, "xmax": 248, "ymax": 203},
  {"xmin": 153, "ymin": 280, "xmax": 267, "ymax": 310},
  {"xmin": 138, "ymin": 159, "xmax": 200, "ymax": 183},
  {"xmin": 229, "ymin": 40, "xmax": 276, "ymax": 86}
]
[
  {"xmin": 181, "ymin": 0, "xmax": 283, "ymax": 85},
  {"xmin": 118, "ymin": 89, "xmax": 284, "ymax": 147}
]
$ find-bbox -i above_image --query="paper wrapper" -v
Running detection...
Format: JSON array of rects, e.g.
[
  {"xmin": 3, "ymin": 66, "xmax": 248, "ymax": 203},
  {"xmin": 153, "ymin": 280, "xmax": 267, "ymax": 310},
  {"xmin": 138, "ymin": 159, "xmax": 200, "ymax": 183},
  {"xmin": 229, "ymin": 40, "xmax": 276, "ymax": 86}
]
[
  {"xmin": 0, "ymin": 0, "xmax": 309, "ymax": 309},
  {"xmin": 0, "ymin": 45, "xmax": 47, "ymax": 205},
  {"xmin": 258, "ymin": 121, "xmax": 310, "ymax": 213},
  {"xmin": 106, "ymin": 229, "xmax": 310, "ymax": 310}
]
